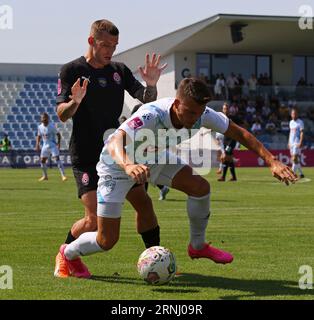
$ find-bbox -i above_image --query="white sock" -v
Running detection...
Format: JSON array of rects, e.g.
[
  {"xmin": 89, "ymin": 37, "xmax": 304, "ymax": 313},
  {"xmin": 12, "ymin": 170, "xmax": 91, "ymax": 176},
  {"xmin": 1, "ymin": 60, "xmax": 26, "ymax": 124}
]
[
  {"xmin": 40, "ymin": 163, "xmax": 48, "ymax": 177},
  {"xmin": 64, "ymin": 232, "xmax": 103, "ymax": 260},
  {"xmin": 219, "ymin": 162, "xmax": 223, "ymax": 170},
  {"xmin": 187, "ymin": 193, "xmax": 210, "ymax": 250},
  {"xmin": 57, "ymin": 160, "xmax": 65, "ymax": 177}
]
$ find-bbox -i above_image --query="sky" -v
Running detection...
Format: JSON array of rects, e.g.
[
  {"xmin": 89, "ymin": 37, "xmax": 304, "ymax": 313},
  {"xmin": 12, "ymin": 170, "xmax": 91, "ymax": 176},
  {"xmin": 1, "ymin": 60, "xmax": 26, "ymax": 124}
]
[{"xmin": 0, "ymin": 0, "xmax": 313, "ymax": 64}]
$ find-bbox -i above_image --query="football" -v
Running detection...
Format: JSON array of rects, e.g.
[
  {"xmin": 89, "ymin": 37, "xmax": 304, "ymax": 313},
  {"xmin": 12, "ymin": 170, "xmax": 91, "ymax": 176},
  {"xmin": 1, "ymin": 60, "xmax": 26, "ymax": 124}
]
[{"xmin": 137, "ymin": 246, "xmax": 177, "ymax": 285}]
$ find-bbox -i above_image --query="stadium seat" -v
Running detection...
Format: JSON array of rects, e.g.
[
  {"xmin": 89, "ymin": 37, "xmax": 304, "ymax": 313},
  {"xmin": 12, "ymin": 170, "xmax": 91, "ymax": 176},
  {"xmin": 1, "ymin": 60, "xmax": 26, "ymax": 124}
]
[
  {"xmin": 24, "ymin": 99, "xmax": 32, "ymax": 107},
  {"xmin": 33, "ymin": 99, "xmax": 41, "ymax": 107},
  {"xmin": 25, "ymin": 115, "xmax": 33, "ymax": 122},
  {"xmin": 12, "ymin": 123, "xmax": 19, "ymax": 130},
  {"xmin": 21, "ymin": 123, "xmax": 29, "ymax": 130},
  {"xmin": 11, "ymin": 107, "xmax": 20, "ymax": 114},
  {"xmin": 37, "ymin": 92, "xmax": 44, "ymax": 99},
  {"xmin": 28, "ymin": 92, "xmax": 36, "ymax": 99},
  {"xmin": 20, "ymin": 107, "xmax": 29, "ymax": 115},
  {"xmin": 32, "ymin": 84, "xmax": 40, "ymax": 90},
  {"xmin": 20, "ymin": 91, "xmax": 28, "ymax": 98},
  {"xmin": 3, "ymin": 123, "xmax": 11, "ymax": 131},
  {"xmin": 16, "ymin": 115, "xmax": 25, "ymax": 122},
  {"xmin": 7, "ymin": 114, "xmax": 16, "ymax": 123},
  {"xmin": 24, "ymin": 84, "xmax": 32, "ymax": 90}
]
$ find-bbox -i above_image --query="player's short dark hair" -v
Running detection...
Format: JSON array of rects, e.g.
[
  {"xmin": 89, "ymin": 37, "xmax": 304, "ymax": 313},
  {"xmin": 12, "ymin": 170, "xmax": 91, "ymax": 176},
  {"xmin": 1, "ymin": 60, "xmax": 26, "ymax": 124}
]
[
  {"xmin": 90, "ymin": 19, "xmax": 119, "ymax": 39},
  {"xmin": 177, "ymin": 78, "xmax": 211, "ymax": 105},
  {"xmin": 131, "ymin": 103, "xmax": 143, "ymax": 115},
  {"xmin": 41, "ymin": 112, "xmax": 49, "ymax": 118}
]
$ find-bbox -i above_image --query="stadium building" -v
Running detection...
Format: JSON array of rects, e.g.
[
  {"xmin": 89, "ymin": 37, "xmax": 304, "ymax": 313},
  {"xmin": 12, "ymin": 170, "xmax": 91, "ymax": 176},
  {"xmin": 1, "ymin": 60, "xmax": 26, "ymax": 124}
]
[{"xmin": 0, "ymin": 14, "xmax": 314, "ymax": 167}]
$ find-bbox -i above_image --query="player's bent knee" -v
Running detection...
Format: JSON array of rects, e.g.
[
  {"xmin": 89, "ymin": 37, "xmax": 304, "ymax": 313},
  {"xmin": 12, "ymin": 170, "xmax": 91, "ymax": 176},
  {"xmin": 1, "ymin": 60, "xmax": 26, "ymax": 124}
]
[{"xmin": 189, "ymin": 178, "xmax": 210, "ymax": 197}]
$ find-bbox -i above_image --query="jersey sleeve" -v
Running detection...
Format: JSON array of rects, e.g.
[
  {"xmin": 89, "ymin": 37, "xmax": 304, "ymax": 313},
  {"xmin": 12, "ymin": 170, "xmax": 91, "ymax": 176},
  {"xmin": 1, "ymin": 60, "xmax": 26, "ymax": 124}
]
[
  {"xmin": 121, "ymin": 64, "xmax": 145, "ymax": 99},
  {"xmin": 201, "ymin": 107, "xmax": 230, "ymax": 134},
  {"xmin": 119, "ymin": 107, "xmax": 158, "ymax": 141},
  {"xmin": 56, "ymin": 63, "xmax": 76, "ymax": 105},
  {"xmin": 299, "ymin": 120, "xmax": 305, "ymax": 131},
  {"xmin": 37, "ymin": 125, "xmax": 41, "ymax": 137}
]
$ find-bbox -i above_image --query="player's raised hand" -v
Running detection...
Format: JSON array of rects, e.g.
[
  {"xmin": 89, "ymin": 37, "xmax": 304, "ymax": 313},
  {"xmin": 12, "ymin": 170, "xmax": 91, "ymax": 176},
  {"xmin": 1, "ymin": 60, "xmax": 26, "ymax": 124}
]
[
  {"xmin": 70, "ymin": 78, "xmax": 89, "ymax": 105},
  {"xmin": 138, "ymin": 53, "xmax": 167, "ymax": 87},
  {"xmin": 124, "ymin": 164, "xmax": 150, "ymax": 184},
  {"xmin": 270, "ymin": 159, "xmax": 298, "ymax": 185}
]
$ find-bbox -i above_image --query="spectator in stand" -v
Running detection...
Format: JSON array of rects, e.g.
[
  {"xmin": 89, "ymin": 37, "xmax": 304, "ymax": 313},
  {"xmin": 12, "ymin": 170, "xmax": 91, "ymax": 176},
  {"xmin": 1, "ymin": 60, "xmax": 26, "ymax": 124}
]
[
  {"xmin": 278, "ymin": 103, "xmax": 289, "ymax": 120},
  {"xmin": 214, "ymin": 74, "xmax": 226, "ymax": 100},
  {"xmin": 280, "ymin": 115, "xmax": 290, "ymax": 136},
  {"xmin": 226, "ymin": 72, "xmax": 239, "ymax": 100},
  {"xmin": 247, "ymin": 74, "xmax": 257, "ymax": 98},
  {"xmin": 251, "ymin": 119, "xmax": 262, "ymax": 136},
  {"xmin": 236, "ymin": 73, "xmax": 244, "ymax": 97},
  {"xmin": 297, "ymin": 77, "xmax": 307, "ymax": 87},
  {"xmin": 246, "ymin": 102, "xmax": 256, "ymax": 115},
  {"xmin": 265, "ymin": 113, "xmax": 278, "ymax": 134},
  {"xmin": 263, "ymin": 73, "xmax": 272, "ymax": 86},
  {"xmin": 261, "ymin": 103, "xmax": 272, "ymax": 122},
  {"xmin": 258, "ymin": 73, "xmax": 265, "ymax": 86}
]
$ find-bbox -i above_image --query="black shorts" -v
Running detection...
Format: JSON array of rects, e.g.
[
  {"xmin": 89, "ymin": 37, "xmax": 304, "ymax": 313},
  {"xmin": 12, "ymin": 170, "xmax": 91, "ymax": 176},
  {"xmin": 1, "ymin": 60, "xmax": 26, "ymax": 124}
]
[{"xmin": 72, "ymin": 165, "xmax": 99, "ymax": 198}]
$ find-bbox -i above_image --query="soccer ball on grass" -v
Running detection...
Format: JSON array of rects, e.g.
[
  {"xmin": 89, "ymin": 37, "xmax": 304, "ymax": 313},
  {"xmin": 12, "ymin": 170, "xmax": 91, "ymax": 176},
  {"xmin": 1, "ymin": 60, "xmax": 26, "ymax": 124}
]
[{"xmin": 137, "ymin": 246, "xmax": 176, "ymax": 285}]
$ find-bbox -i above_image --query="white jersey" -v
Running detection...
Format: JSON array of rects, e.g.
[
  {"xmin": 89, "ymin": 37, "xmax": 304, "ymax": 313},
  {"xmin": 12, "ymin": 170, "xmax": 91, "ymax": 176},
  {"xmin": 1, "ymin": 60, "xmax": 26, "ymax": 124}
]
[
  {"xmin": 289, "ymin": 119, "xmax": 304, "ymax": 145},
  {"xmin": 99, "ymin": 97, "xmax": 229, "ymax": 168},
  {"xmin": 215, "ymin": 132, "xmax": 225, "ymax": 152},
  {"xmin": 37, "ymin": 122, "xmax": 58, "ymax": 147}
]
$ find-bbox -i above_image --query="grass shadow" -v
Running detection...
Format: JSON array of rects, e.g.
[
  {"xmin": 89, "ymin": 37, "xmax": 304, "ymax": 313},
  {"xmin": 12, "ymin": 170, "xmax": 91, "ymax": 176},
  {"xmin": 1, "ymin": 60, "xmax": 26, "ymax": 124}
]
[
  {"xmin": 174, "ymin": 273, "xmax": 314, "ymax": 299},
  {"xmin": 91, "ymin": 273, "xmax": 313, "ymax": 299}
]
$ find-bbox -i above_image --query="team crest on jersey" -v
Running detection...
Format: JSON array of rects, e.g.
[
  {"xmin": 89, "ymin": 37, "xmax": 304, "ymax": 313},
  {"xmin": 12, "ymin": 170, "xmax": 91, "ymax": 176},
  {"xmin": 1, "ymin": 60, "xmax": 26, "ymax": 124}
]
[
  {"xmin": 104, "ymin": 178, "xmax": 116, "ymax": 194},
  {"xmin": 127, "ymin": 117, "xmax": 144, "ymax": 129},
  {"xmin": 113, "ymin": 72, "xmax": 121, "ymax": 84},
  {"xmin": 142, "ymin": 113, "xmax": 153, "ymax": 121},
  {"xmin": 82, "ymin": 173, "xmax": 89, "ymax": 186},
  {"xmin": 98, "ymin": 78, "xmax": 107, "ymax": 87}
]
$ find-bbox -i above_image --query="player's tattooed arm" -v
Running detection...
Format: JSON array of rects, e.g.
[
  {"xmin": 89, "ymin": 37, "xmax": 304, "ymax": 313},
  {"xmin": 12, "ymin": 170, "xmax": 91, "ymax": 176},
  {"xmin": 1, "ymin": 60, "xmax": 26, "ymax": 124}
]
[{"xmin": 133, "ymin": 86, "xmax": 157, "ymax": 103}]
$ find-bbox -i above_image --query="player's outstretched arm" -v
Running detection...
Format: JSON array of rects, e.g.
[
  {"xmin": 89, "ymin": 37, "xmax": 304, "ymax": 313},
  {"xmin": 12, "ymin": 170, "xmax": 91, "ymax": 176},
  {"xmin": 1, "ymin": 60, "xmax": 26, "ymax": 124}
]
[
  {"xmin": 106, "ymin": 129, "xmax": 150, "ymax": 184},
  {"xmin": 224, "ymin": 121, "xmax": 297, "ymax": 185}
]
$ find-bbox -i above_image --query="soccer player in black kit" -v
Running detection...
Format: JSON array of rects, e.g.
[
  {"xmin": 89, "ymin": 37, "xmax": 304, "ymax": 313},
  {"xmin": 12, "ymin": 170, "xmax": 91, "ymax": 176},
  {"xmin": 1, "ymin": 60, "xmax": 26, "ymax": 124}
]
[
  {"xmin": 217, "ymin": 103, "xmax": 237, "ymax": 182},
  {"xmin": 54, "ymin": 19, "xmax": 167, "ymax": 277}
]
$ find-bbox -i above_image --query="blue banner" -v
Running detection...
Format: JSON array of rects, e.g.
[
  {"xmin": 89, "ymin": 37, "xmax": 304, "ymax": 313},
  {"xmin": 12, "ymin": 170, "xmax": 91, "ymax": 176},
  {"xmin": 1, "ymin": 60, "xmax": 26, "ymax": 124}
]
[{"xmin": 0, "ymin": 150, "xmax": 72, "ymax": 168}]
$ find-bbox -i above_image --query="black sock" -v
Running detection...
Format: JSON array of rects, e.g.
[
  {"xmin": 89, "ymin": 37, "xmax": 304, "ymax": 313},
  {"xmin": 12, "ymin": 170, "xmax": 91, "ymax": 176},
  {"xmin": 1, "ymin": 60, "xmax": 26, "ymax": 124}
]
[
  {"xmin": 65, "ymin": 230, "xmax": 76, "ymax": 244},
  {"xmin": 230, "ymin": 162, "xmax": 236, "ymax": 179},
  {"xmin": 222, "ymin": 163, "xmax": 228, "ymax": 179},
  {"xmin": 140, "ymin": 225, "xmax": 160, "ymax": 248}
]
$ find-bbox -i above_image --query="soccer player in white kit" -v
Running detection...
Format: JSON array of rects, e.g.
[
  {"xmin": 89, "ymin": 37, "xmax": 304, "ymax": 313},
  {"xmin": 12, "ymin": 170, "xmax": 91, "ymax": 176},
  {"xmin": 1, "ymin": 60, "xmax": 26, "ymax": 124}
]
[
  {"xmin": 35, "ymin": 113, "xmax": 67, "ymax": 181},
  {"xmin": 288, "ymin": 108, "xmax": 305, "ymax": 178},
  {"xmin": 55, "ymin": 78, "xmax": 297, "ymax": 279}
]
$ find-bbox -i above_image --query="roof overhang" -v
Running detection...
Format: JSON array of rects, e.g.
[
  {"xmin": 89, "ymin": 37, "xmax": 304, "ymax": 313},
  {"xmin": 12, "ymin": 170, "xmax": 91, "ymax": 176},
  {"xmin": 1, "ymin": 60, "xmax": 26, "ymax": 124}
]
[{"xmin": 114, "ymin": 14, "xmax": 314, "ymax": 71}]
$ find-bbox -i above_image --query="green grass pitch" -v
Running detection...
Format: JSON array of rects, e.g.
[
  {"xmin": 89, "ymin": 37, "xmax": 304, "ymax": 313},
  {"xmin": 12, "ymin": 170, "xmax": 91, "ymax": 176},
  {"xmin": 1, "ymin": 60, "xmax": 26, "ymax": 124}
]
[{"xmin": 0, "ymin": 167, "xmax": 313, "ymax": 300}]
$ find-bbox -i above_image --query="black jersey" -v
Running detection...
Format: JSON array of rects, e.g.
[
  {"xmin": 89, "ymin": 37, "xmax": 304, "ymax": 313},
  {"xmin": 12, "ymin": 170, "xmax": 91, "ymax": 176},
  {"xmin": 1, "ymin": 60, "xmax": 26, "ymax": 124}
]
[{"xmin": 56, "ymin": 56, "xmax": 144, "ymax": 166}]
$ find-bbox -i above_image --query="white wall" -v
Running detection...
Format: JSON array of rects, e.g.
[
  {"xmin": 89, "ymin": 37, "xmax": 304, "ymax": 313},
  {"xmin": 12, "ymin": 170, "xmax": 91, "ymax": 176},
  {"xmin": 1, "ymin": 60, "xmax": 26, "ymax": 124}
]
[
  {"xmin": 272, "ymin": 54, "xmax": 293, "ymax": 86},
  {"xmin": 175, "ymin": 52, "xmax": 196, "ymax": 85},
  {"xmin": 0, "ymin": 63, "xmax": 61, "ymax": 77}
]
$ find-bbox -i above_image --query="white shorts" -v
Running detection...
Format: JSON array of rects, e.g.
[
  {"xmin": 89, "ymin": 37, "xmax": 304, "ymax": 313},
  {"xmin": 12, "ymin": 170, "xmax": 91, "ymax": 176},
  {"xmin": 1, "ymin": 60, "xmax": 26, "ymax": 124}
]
[
  {"xmin": 40, "ymin": 144, "xmax": 59, "ymax": 158},
  {"xmin": 290, "ymin": 144, "xmax": 301, "ymax": 156},
  {"xmin": 96, "ymin": 161, "xmax": 186, "ymax": 218}
]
